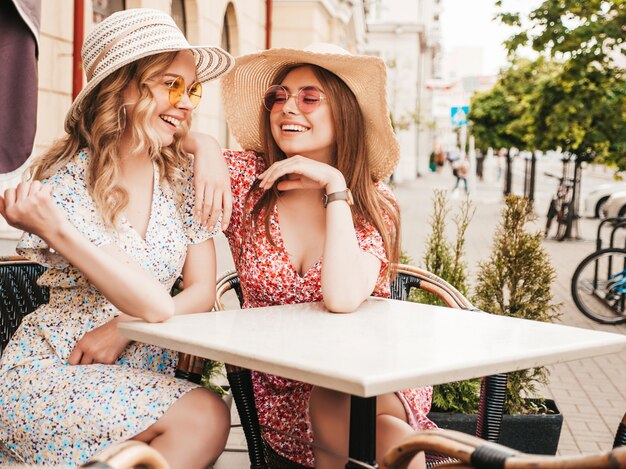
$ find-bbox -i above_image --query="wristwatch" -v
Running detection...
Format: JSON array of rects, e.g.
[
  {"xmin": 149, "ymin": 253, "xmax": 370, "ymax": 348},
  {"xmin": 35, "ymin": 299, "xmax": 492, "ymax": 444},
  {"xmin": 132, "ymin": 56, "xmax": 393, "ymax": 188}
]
[{"xmin": 323, "ymin": 189, "xmax": 354, "ymax": 208}]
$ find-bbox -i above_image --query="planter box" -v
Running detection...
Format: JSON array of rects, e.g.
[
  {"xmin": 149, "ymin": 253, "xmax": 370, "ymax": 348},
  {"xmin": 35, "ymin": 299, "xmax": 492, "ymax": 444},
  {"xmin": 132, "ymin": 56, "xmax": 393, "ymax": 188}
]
[{"xmin": 427, "ymin": 399, "xmax": 563, "ymax": 455}]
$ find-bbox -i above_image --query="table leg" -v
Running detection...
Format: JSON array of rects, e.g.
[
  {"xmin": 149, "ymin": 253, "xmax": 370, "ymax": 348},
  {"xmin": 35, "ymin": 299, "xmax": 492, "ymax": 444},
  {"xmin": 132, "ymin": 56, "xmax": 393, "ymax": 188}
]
[{"xmin": 346, "ymin": 396, "xmax": 377, "ymax": 469}]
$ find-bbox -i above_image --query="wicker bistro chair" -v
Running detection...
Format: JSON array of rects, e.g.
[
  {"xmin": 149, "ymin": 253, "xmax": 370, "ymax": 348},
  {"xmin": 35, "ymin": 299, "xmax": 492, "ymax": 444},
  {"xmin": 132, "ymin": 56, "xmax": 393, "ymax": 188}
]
[
  {"xmin": 0, "ymin": 256, "xmax": 204, "ymax": 464},
  {"xmin": 214, "ymin": 264, "xmax": 509, "ymax": 469},
  {"xmin": 382, "ymin": 428, "xmax": 626, "ymax": 469},
  {"xmin": 0, "ymin": 256, "xmax": 49, "ymax": 357}
]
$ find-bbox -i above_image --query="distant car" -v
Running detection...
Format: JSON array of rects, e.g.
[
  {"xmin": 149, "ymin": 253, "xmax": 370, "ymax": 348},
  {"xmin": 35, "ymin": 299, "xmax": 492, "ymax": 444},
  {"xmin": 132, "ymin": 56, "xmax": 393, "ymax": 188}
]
[
  {"xmin": 601, "ymin": 190, "xmax": 626, "ymax": 219},
  {"xmin": 583, "ymin": 182, "xmax": 626, "ymax": 218}
]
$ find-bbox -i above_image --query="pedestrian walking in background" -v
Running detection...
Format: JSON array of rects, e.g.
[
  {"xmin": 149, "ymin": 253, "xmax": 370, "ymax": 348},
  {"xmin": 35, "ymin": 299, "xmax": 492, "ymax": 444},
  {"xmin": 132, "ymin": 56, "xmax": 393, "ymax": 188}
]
[
  {"xmin": 0, "ymin": 0, "xmax": 40, "ymax": 175},
  {"xmin": 434, "ymin": 144, "xmax": 446, "ymax": 172},
  {"xmin": 452, "ymin": 156, "xmax": 470, "ymax": 194},
  {"xmin": 475, "ymin": 148, "xmax": 484, "ymax": 181},
  {"xmin": 496, "ymin": 147, "xmax": 507, "ymax": 182}
]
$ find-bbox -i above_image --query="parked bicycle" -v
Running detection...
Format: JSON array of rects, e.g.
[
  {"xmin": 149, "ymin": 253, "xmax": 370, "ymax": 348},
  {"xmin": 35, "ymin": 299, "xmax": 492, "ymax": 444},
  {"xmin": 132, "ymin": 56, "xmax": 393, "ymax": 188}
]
[
  {"xmin": 571, "ymin": 248, "xmax": 626, "ymax": 325},
  {"xmin": 545, "ymin": 172, "xmax": 574, "ymax": 240}
]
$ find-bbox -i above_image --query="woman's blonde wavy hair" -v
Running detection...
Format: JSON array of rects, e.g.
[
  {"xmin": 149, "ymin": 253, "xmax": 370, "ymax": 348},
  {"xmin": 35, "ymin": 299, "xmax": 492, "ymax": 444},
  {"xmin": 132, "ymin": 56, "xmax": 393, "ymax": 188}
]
[
  {"xmin": 28, "ymin": 51, "xmax": 191, "ymax": 228},
  {"xmin": 246, "ymin": 64, "xmax": 401, "ymax": 279}
]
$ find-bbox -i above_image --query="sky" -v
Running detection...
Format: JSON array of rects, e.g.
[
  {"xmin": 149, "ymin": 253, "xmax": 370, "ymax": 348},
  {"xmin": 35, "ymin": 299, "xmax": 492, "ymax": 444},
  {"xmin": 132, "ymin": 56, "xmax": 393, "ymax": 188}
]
[
  {"xmin": 377, "ymin": 0, "xmax": 542, "ymax": 76},
  {"xmin": 440, "ymin": 0, "xmax": 542, "ymax": 75}
]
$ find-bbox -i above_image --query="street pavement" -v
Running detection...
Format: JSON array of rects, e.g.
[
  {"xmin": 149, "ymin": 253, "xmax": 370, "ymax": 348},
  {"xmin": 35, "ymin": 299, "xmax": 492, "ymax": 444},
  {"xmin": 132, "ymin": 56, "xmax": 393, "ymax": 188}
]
[{"xmin": 0, "ymin": 156, "xmax": 624, "ymax": 465}]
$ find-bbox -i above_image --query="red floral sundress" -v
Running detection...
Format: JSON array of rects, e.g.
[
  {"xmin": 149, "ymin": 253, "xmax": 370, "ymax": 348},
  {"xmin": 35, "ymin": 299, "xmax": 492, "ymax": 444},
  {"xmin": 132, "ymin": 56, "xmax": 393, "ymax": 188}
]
[{"xmin": 223, "ymin": 150, "xmax": 436, "ymax": 467}]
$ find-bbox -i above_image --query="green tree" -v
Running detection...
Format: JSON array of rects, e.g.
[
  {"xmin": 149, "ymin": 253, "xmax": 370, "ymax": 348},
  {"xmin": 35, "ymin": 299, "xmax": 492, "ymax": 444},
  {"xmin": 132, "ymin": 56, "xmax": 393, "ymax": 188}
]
[
  {"xmin": 468, "ymin": 58, "xmax": 558, "ymax": 153},
  {"xmin": 495, "ymin": 0, "xmax": 626, "ymax": 166}
]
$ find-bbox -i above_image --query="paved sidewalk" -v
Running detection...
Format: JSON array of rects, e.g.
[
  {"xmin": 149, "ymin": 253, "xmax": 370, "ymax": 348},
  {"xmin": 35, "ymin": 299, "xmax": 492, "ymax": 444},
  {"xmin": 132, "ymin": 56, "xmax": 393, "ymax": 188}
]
[{"xmin": 1, "ymin": 158, "xmax": 624, "ymax": 465}]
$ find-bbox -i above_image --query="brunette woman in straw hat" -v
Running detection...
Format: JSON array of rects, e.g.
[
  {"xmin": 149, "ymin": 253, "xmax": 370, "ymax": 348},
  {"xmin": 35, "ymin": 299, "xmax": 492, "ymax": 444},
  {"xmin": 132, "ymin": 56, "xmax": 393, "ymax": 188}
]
[
  {"xmin": 0, "ymin": 9, "xmax": 234, "ymax": 468},
  {"xmin": 218, "ymin": 43, "xmax": 436, "ymax": 468}
]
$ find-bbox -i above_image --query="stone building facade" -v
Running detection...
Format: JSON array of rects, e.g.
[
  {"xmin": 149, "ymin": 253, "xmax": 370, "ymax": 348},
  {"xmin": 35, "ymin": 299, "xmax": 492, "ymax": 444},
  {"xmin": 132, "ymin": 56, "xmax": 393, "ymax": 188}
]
[
  {"xmin": 1, "ymin": 0, "xmax": 442, "ymax": 236},
  {"xmin": 0, "ymin": 0, "xmax": 367, "ymax": 236},
  {"xmin": 364, "ymin": 0, "xmax": 442, "ymax": 180}
]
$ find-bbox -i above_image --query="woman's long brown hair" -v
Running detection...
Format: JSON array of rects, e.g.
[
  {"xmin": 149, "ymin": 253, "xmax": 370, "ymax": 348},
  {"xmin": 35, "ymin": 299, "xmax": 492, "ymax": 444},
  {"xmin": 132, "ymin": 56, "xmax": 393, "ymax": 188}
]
[
  {"xmin": 245, "ymin": 64, "xmax": 400, "ymax": 279},
  {"xmin": 28, "ymin": 52, "xmax": 191, "ymax": 228}
]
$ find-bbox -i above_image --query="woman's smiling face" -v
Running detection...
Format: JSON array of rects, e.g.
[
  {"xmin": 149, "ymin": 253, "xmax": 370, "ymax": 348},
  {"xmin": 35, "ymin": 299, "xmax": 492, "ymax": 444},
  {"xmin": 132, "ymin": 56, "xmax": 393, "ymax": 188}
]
[
  {"xmin": 269, "ymin": 66, "xmax": 335, "ymax": 164},
  {"xmin": 123, "ymin": 51, "xmax": 198, "ymax": 147}
]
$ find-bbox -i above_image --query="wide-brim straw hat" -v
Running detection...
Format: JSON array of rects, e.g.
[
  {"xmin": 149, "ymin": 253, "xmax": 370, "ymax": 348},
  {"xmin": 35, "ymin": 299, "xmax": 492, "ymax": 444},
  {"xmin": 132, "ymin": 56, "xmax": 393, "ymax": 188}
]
[
  {"xmin": 65, "ymin": 8, "xmax": 235, "ymax": 132},
  {"xmin": 221, "ymin": 43, "xmax": 400, "ymax": 180}
]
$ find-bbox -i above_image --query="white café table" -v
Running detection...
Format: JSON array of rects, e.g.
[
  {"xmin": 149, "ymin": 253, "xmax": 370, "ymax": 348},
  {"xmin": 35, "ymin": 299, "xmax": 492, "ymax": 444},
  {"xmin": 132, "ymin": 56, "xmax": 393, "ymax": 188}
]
[{"xmin": 119, "ymin": 297, "xmax": 626, "ymax": 468}]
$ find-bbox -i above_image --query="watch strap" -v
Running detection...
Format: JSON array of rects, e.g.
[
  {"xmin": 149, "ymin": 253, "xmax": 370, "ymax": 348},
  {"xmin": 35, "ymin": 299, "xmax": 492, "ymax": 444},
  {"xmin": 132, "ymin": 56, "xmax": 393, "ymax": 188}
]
[{"xmin": 323, "ymin": 189, "xmax": 353, "ymax": 207}]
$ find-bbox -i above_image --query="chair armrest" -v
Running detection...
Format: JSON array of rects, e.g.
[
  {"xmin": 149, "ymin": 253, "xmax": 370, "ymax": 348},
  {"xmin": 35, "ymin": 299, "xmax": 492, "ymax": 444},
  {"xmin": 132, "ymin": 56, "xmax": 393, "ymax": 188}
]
[
  {"xmin": 82, "ymin": 441, "xmax": 169, "ymax": 469},
  {"xmin": 383, "ymin": 429, "xmax": 626, "ymax": 469}
]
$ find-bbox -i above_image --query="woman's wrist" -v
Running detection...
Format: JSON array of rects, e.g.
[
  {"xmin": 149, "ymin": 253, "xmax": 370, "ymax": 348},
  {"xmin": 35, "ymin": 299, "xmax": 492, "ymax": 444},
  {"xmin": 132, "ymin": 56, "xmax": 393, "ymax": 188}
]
[
  {"xmin": 42, "ymin": 218, "xmax": 76, "ymax": 252},
  {"xmin": 324, "ymin": 169, "xmax": 348, "ymax": 194}
]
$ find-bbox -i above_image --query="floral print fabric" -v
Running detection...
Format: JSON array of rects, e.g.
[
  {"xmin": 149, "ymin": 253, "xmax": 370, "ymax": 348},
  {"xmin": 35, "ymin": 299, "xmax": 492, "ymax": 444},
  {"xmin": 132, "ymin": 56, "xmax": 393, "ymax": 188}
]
[
  {"xmin": 223, "ymin": 150, "xmax": 436, "ymax": 468},
  {"xmin": 0, "ymin": 149, "xmax": 215, "ymax": 466}
]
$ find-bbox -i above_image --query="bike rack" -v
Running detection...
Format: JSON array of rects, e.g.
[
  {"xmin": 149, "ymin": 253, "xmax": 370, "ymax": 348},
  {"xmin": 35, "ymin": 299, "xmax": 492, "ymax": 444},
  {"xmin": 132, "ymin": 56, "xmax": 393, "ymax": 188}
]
[
  {"xmin": 596, "ymin": 217, "xmax": 626, "ymax": 251},
  {"xmin": 589, "ymin": 218, "xmax": 626, "ymax": 308}
]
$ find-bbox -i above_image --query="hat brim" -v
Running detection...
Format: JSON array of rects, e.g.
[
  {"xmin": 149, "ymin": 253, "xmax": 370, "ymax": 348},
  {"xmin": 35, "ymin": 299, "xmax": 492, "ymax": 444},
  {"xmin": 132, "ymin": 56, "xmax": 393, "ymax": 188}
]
[
  {"xmin": 220, "ymin": 48, "xmax": 399, "ymax": 180},
  {"xmin": 64, "ymin": 45, "xmax": 234, "ymax": 132}
]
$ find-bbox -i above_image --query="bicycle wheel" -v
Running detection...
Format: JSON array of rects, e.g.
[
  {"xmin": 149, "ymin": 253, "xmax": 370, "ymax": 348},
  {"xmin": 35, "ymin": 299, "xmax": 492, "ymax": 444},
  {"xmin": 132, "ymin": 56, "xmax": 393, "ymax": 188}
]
[{"xmin": 571, "ymin": 248, "xmax": 626, "ymax": 324}]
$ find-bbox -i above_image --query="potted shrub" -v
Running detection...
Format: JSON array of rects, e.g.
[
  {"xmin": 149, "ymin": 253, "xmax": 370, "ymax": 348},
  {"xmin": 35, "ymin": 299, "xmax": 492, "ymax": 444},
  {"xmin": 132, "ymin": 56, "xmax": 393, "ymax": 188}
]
[
  {"xmin": 414, "ymin": 192, "xmax": 563, "ymax": 454},
  {"xmin": 410, "ymin": 190, "xmax": 482, "ymax": 415},
  {"xmin": 472, "ymin": 195, "xmax": 563, "ymax": 454}
]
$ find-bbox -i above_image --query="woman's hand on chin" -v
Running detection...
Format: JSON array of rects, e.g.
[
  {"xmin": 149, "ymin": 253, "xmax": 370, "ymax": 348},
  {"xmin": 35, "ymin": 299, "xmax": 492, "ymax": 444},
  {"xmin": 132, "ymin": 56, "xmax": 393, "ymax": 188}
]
[{"xmin": 258, "ymin": 155, "xmax": 346, "ymax": 193}]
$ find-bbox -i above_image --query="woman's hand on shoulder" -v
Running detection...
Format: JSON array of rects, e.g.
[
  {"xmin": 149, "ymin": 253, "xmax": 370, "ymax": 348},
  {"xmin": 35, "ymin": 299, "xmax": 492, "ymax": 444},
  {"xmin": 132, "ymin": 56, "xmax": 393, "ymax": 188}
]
[
  {"xmin": 185, "ymin": 131, "xmax": 233, "ymax": 231},
  {"xmin": 258, "ymin": 155, "xmax": 346, "ymax": 194},
  {"xmin": 0, "ymin": 181, "xmax": 70, "ymax": 242}
]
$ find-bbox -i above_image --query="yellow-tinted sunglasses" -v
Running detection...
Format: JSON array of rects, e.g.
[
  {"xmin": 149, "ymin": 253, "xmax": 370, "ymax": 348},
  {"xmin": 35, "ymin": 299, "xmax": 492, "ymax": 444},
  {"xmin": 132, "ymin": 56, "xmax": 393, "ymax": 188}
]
[{"xmin": 165, "ymin": 75, "xmax": 202, "ymax": 109}]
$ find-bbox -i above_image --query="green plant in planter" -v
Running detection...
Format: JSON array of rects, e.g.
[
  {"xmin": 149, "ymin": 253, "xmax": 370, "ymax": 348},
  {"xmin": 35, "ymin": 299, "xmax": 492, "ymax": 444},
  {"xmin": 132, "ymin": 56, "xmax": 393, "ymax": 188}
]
[
  {"xmin": 202, "ymin": 360, "xmax": 228, "ymax": 397},
  {"xmin": 412, "ymin": 190, "xmax": 480, "ymax": 414},
  {"xmin": 171, "ymin": 280, "xmax": 228, "ymax": 397},
  {"xmin": 473, "ymin": 195, "xmax": 561, "ymax": 414}
]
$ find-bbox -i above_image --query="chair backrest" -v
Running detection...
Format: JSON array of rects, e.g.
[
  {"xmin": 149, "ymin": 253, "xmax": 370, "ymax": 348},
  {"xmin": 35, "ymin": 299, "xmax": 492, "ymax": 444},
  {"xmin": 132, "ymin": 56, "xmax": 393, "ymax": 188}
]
[
  {"xmin": 391, "ymin": 264, "xmax": 478, "ymax": 310},
  {"xmin": 0, "ymin": 256, "xmax": 49, "ymax": 356},
  {"xmin": 214, "ymin": 269, "xmax": 245, "ymax": 311},
  {"xmin": 382, "ymin": 428, "xmax": 626, "ymax": 469},
  {"xmin": 215, "ymin": 264, "xmax": 477, "ymax": 311}
]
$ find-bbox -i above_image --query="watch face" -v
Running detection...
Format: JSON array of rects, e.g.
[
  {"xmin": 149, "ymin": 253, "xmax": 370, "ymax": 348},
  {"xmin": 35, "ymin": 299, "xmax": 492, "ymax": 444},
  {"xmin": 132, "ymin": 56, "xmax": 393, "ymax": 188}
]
[{"xmin": 346, "ymin": 189, "xmax": 354, "ymax": 205}]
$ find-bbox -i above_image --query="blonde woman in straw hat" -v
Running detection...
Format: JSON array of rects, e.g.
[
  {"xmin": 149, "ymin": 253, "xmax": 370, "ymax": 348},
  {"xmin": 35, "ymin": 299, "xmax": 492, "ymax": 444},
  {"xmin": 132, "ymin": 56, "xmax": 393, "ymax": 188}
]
[
  {"xmin": 217, "ymin": 43, "xmax": 436, "ymax": 468},
  {"xmin": 0, "ymin": 9, "xmax": 235, "ymax": 468}
]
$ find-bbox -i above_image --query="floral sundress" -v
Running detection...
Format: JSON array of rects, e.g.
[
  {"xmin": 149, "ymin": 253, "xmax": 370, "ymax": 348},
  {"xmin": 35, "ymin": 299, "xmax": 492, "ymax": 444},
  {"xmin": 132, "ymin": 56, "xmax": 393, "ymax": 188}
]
[
  {"xmin": 223, "ymin": 150, "xmax": 436, "ymax": 468},
  {"xmin": 0, "ymin": 149, "xmax": 215, "ymax": 466}
]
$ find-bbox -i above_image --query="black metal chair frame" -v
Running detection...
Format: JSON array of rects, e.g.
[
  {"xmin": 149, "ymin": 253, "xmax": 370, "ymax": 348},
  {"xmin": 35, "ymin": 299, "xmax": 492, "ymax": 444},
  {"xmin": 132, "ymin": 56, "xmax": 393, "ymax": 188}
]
[{"xmin": 214, "ymin": 264, "xmax": 509, "ymax": 469}]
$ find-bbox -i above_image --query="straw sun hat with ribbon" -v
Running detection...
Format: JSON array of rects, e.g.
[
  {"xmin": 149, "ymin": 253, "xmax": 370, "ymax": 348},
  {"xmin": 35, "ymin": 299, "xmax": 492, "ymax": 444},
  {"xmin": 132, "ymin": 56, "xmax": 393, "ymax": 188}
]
[
  {"xmin": 64, "ymin": 8, "xmax": 234, "ymax": 132},
  {"xmin": 221, "ymin": 43, "xmax": 400, "ymax": 181}
]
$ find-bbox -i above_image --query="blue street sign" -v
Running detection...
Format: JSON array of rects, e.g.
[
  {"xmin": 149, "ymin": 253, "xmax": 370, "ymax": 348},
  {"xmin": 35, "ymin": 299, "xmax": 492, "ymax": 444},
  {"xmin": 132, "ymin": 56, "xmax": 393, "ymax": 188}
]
[{"xmin": 451, "ymin": 106, "xmax": 469, "ymax": 126}]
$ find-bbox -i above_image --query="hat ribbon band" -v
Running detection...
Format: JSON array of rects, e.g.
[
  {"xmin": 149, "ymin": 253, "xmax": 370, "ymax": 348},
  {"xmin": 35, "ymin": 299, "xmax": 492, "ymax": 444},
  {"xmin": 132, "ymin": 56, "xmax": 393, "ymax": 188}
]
[{"xmin": 87, "ymin": 22, "xmax": 181, "ymax": 81}]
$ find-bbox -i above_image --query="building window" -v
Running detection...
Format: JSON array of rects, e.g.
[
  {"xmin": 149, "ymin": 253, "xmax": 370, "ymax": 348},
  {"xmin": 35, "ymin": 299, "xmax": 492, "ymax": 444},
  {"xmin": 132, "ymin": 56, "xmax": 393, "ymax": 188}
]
[
  {"xmin": 92, "ymin": 0, "xmax": 125, "ymax": 24},
  {"xmin": 221, "ymin": 14, "xmax": 231, "ymax": 52},
  {"xmin": 171, "ymin": 0, "xmax": 186, "ymax": 35}
]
